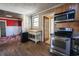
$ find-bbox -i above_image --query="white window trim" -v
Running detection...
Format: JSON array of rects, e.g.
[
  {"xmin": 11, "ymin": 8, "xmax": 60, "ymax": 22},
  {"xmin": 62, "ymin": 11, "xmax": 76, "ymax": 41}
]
[{"xmin": 32, "ymin": 15, "xmax": 39, "ymax": 29}]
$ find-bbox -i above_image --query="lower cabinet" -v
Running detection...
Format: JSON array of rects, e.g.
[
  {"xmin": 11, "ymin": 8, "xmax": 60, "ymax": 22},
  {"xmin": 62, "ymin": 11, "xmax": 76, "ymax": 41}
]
[{"xmin": 28, "ymin": 31, "xmax": 41, "ymax": 43}]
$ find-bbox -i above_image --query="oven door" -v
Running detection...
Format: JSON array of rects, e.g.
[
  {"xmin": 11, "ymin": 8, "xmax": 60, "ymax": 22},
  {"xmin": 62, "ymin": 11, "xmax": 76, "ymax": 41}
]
[
  {"xmin": 72, "ymin": 39, "xmax": 79, "ymax": 55},
  {"xmin": 52, "ymin": 36, "xmax": 71, "ymax": 55}
]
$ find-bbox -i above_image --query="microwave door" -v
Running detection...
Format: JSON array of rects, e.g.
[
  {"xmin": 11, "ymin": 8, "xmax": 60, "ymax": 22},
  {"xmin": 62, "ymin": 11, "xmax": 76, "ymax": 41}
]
[{"xmin": 55, "ymin": 14, "xmax": 67, "ymax": 22}]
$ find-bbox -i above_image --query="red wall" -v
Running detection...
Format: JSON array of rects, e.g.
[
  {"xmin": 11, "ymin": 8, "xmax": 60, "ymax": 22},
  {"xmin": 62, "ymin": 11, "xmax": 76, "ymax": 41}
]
[
  {"xmin": 7, "ymin": 20, "xmax": 17, "ymax": 26},
  {"xmin": 0, "ymin": 17, "xmax": 22, "ymax": 26},
  {"xmin": 7, "ymin": 20, "xmax": 22, "ymax": 26},
  {"xmin": 18, "ymin": 21, "xmax": 22, "ymax": 26}
]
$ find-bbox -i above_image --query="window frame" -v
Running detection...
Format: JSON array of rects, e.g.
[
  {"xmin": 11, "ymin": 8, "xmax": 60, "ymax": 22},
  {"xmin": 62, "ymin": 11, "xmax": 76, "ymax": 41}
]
[{"xmin": 32, "ymin": 15, "xmax": 39, "ymax": 29}]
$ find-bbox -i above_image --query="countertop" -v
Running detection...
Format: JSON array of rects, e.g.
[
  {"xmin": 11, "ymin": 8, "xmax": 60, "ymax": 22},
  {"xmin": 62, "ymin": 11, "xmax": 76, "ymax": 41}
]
[
  {"xmin": 27, "ymin": 29, "xmax": 42, "ymax": 35},
  {"xmin": 73, "ymin": 32, "xmax": 79, "ymax": 39},
  {"xmin": 28, "ymin": 29, "xmax": 42, "ymax": 32}
]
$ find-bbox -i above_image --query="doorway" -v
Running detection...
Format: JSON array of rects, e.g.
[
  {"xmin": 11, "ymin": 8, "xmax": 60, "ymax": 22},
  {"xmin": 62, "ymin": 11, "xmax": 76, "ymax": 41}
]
[
  {"xmin": 0, "ymin": 21, "xmax": 6, "ymax": 37},
  {"xmin": 43, "ymin": 16, "xmax": 50, "ymax": 45},
  {"xmin": 43, "ymin": 14, "xmax": 54, "ymax": 45}
]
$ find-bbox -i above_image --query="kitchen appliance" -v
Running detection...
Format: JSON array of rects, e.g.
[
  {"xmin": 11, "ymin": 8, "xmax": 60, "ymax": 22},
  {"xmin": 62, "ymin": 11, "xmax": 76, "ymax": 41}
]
[
  {"xmin": 52, "ymin": 28, "xmax": 73, "ymax": 55},
  {"xmin": 72, "ymin": 37, "xmax": 79, "ymax": 55},
  {"xmin": 21, "ymin": 32, "xmax": 28, "ymax": 43},
  {"xmin": 54, "ymin": 9, "xmax": 75, "ymax": 22}
]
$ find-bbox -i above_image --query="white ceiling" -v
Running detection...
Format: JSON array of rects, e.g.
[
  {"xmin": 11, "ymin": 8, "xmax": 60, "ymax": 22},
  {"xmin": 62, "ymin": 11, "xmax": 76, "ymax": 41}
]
[{"xmin": 0, "ymin": 3, "xmax": 60, "ymax": 16}]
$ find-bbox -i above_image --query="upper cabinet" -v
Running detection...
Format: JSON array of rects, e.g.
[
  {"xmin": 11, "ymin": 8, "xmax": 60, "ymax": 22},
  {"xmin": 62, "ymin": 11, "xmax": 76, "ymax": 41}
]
[
  {"xmin": 54, "ymin": 4, "xmax": 77, "ymax": 14},
  {"xmin": 54, "ymin": 4, "xmax": 69, "ymax": 14}
]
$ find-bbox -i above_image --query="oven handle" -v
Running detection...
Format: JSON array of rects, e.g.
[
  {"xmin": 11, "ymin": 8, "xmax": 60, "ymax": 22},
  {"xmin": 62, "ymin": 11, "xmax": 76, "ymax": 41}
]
[
  {"xmin": 55, "ymin": 37, "xmax": 70, "ymax": 41},
  {"xmin": 65, "ymin": 39, "xmax": 69, "ymax": 41}
]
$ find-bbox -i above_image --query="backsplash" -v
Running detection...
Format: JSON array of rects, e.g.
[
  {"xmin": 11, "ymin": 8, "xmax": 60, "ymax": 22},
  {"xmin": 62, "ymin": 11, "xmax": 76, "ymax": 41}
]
[{"xmin": 55, "ymin": 22, "xmax": 79, "ymax": 32}]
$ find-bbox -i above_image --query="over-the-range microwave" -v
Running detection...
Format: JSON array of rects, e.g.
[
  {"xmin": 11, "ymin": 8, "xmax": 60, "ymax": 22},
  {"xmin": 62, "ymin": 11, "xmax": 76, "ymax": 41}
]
[{"xmin": 54, "ymin": 9, "xmax": 75, "ymax": 22}]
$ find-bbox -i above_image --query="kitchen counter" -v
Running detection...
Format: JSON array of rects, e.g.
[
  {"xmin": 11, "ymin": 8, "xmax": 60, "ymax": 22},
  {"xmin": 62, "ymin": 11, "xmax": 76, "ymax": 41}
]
[
  {"xmin": 73, "ymin": 36, "xmax": 79, "ymax": 39},
  {"xmin": 28, "ymin": 29, "xmax": 41, "ymax": 34},
  {"xmin": 73, "ymin": 32, "xmax": 79, "ymax": 39},
  {"xmin": 28, "ymin": 29, "xmax": 42, "ymax": 43}
]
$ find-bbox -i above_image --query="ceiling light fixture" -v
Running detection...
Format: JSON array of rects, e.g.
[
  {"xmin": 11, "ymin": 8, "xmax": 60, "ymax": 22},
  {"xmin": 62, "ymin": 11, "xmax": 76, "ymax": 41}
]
[{"xmin": 5, "ymin": 15, "xmax": 12, "ymax": 17}]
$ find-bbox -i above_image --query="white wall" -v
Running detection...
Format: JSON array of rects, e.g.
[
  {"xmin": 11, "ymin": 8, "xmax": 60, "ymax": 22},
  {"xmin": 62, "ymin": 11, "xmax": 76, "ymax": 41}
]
[
  {"xmin": 6, "ymin": 26, "xmax": 22, "ymax": 36},
  {"xmin": 50, "ymin": 18, "xmax": 54, "ymax": 34},
  {"xmin": 22, "ymin": 15, "xmax": 31, "ymax": 32}
]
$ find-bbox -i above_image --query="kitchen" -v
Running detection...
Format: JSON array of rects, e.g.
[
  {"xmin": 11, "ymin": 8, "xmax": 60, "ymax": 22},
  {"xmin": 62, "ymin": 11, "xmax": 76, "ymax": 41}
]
[
  {"xmin": 0, "ymin": 3, "xmax": 79, "ymax": 56},
  {"xmin": 26, "ymin": 3, "xmax": 79, "ymax": 56},
  {"xmin": 49, "ymin": 4, "xmax": 79, "ymax": 56}
]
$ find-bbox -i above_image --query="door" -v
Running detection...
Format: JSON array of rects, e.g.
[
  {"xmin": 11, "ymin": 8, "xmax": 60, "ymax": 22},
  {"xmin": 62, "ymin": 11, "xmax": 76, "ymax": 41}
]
[
  {"xmin": 43, "ymin": 16, "xmax": 50, "ymax": 44},
  {"xmin": 0, "ymin": 21, "xmax": 6, "ymax": 37}
]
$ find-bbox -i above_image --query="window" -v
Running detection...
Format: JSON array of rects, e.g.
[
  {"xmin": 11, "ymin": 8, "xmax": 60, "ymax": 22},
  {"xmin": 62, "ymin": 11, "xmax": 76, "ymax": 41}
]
[{"xmin": 32, "ymin": 16, "xmax": 39, "ymax": 28}]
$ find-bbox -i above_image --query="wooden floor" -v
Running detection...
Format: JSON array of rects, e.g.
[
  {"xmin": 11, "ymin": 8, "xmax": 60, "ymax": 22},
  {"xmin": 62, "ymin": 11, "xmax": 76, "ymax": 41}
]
[{"xmin": 0, "ymin": 41, "xmax": 56, "ymax": 56}]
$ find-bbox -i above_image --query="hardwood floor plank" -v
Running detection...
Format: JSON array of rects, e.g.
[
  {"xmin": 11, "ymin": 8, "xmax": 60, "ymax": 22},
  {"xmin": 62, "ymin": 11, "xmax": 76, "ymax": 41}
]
[{"xmin": 0, "ymin": 41, "xmax": 56, "ymax": 56}]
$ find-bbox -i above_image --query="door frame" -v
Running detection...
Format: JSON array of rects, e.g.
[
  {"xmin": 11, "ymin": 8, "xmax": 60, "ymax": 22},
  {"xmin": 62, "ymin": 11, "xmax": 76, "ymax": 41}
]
[
  {"xmin": 0, "ymin": 20, "xmax": 6, "ymax": 37},
  {"xmin": 42, "ymin": 13, "xmax": 55, "ymax": 44}
]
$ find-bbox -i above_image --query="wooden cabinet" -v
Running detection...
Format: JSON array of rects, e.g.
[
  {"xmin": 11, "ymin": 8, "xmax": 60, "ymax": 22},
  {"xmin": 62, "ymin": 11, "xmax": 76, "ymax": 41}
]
[
  {"xmin": 55, "ymin": 4, "xmax": 75, "ymax": 13},
  {"xmin": 67, "ymin": 4, "xmax": 79, "ymax": 20},
  {"xmin": 54, "ymin": 4, "xmax": 70, "ymax": 14},
  {"xmin": 54, "ymin": 6, "xmax": 62, "ymax": 14},
  {"xmin": 75, "ymin": 4, "xmax": 79, "ymax": 20},
  {"xmin": 68, "ymin": 4, "xmax": 77, "ymax": 10}
]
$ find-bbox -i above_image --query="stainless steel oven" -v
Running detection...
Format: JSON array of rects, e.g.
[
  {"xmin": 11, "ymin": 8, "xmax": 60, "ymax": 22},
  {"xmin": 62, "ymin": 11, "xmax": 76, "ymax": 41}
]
[
  {"xmin": 52, "ymin": 28, "xmax": 73, "ymax": 55},
  {"xmin": 53, "ymin": 36, "xmax": 72, "ymax": 55}
]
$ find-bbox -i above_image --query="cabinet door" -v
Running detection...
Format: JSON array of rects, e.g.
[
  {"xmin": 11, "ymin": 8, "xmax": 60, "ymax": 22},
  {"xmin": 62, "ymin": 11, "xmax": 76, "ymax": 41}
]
[
  {"xmin": 66, "ymin": 4, "xmax": 78, "ymax": 20},
  {"xmin": 54, "ymin": 4, "xmax": 69, "ymax": 14},
  {"xmin": 54, "ymin": 6, "xmax": 63, "ymax": 14},
  {"xmin": 54, "ymin": 4, "xmax": 78, "ymax": 14},
  {"xmin": 73, "ymin": 4, "xmax": 79, "ymax": 20},
  {"xmin": 68, "ymin": 4, "xmax": 77, "ymax": 10},
  {"xmin": 63, "ymin": 4, "xmax": 70, "ymax": 11}
]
